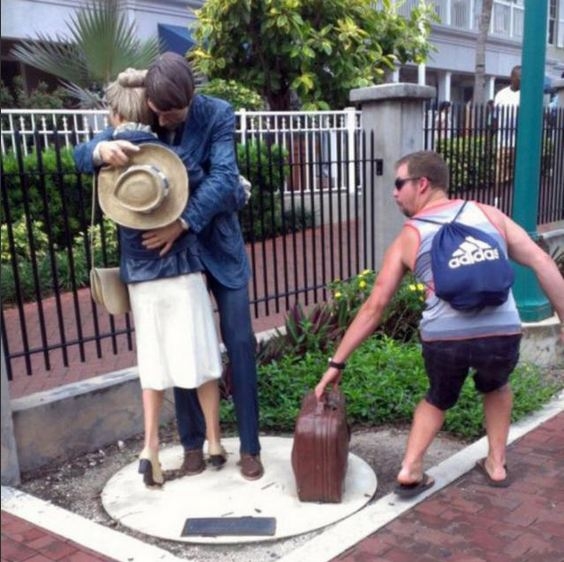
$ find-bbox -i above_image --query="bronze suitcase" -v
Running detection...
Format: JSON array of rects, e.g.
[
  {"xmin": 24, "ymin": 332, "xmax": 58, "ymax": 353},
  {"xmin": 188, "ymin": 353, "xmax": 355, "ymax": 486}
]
[{"xmin": 291, "ymin": 388, "xmax": 350, "ymax": 503}]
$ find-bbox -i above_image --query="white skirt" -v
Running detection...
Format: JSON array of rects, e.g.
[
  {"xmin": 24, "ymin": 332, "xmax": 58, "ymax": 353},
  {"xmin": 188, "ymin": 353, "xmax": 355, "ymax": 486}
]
[{"xmin": 129, "ymin": 273, "xmax": 222, "ymax": 390}]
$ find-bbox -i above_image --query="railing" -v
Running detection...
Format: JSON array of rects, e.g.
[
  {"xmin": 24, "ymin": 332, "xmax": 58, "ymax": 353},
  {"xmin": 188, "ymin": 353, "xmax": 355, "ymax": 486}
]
[
  {"xmin": 0, "ymin": 128, "xmax": 378, "ymax": 384},
  {"xmin": 1, "ymin": 108, "xmax": 362, "ymax": 193},
  {"xmin": 1, "ymin": 110, "xmax": 111, "ymax": 155},
  {"xmin": 238, "ymin": 108, "xmax": 361, "ymax": 193},
  {"xmin": 424, "ymin": 101, "xmax": 564, "ymax": 225}
]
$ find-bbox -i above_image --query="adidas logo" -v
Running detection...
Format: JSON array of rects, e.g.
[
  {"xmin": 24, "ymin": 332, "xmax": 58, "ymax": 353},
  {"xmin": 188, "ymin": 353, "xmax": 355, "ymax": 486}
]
[{"xmin": 448, "ymin": 235, "xmax": 500, "ymax": 269}]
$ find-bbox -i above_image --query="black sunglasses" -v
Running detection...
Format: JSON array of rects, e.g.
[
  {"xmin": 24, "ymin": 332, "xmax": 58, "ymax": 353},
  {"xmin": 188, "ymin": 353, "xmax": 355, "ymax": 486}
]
[{"xmin": 394, "ymin": 176, "xmax": 420, "ymax": 190}]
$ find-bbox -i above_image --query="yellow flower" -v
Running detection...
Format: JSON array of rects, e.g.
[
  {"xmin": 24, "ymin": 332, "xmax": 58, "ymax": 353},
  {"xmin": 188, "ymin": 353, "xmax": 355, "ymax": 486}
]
[
  {"xmin": 362, "ymin": 269, "xmax": 371, "ymax": 275},
  {"xmin": 359, "ymin": 280, "xmax": 367, "ymax": 289},
  {"xmin": 335, "ymin": 291, "xmax": 342, "ymax": 299},
  {"xmin": 417, "ymin": 283, "xmax": 425, "ymax": 292},
  {"xmin": 408, "ymin": 284, "xmax": 416, "ymax": 291}
]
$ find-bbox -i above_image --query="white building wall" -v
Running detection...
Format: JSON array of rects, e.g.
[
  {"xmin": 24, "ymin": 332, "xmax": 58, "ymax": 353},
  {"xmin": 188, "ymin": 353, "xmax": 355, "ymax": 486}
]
[{"xmin": 1, "ymin": 0, "xmax": 202, "ymax": 42}]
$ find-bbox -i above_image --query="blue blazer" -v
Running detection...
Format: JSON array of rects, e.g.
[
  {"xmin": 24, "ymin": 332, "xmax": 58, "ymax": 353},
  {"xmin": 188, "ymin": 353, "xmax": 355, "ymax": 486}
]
[{"xmin": 74, "ymin": 95, "xmax": 250, "ymax": 289}]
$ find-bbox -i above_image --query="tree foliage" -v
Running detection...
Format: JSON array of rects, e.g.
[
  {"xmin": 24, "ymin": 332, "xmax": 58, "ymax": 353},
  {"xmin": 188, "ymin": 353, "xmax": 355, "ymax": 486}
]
[
  {"xmin": 0, "ymin": 76, "xmax": 70, "ymax": 109},
  {"xmin": 11, "ymin": 0, "xmax": 161, "ymax": 108},
  {"xmin": 189, "ymin": 0, "xmax": 438, "ymax": 110}
]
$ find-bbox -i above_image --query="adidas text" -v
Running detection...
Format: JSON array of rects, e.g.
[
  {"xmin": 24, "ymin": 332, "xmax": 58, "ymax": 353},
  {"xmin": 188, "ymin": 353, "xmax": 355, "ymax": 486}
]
[
  {"xmin": 449, "ymin": 247, "xmax": 500, "ymax": 268},
  {"xmin": 447, "ymin": 235, "xmax": 501, "ymax": 269}
]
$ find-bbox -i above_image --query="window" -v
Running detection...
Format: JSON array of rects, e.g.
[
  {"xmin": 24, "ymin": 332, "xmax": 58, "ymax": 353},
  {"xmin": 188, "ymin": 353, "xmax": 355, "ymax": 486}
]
[
  {"xmin": 548, "ymin": 0, "xmax": 557, "ymax": 44},
  {"xmin": 557, "ymin": 0, "xmax": 564, "ymax": 48}
]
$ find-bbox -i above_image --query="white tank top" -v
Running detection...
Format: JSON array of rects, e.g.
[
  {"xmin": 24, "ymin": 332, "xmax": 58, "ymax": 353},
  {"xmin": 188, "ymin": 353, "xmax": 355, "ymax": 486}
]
[{"xmin": 406, "ymin": 200, "xmax": 522, "ymax": 342}]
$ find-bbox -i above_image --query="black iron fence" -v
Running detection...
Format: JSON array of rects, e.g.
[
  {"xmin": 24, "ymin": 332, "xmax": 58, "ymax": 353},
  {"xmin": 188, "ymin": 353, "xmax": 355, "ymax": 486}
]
[
  {"xmin": 1, "ymin": 129, "xmax": 380, "ymax": 381},
  {"xmin": 425, "ymin": 102, "xmax": 564, "ymax": 224},
  {"xmin": 2, "ymin": 105, "xmax": 563, "ymax": 382}
]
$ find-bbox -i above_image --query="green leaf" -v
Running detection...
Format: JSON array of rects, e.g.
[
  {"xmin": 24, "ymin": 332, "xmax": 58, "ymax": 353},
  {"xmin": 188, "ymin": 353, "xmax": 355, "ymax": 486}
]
[{"xmin": 10, "ymin": 0, "xmax": 160, "ymax": 108}]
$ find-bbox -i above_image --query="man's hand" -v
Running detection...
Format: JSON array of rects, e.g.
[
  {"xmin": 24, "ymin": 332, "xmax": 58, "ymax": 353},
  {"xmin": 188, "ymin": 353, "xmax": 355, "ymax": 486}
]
[
  {"xmin": 141, "ymin": 220, "xmax": 185, "ymax": 256},
  {"xmin": 314, "ymin": 367, "xmax": 342, "ymax": 401},
  {"xmin": 98, "ymin": 140, "xmax": 140, "ymax": 167}
]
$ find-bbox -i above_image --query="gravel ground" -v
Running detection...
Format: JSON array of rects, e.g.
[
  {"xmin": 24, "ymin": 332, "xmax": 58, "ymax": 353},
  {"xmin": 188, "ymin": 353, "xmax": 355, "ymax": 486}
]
[{"xmin": 18, "ymin": 422, "xmax": 466, "ymax": 562}]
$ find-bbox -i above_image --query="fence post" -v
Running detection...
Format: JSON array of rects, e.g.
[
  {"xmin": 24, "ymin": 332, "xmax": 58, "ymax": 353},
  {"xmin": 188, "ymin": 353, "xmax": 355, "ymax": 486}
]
[
  {"xmin": 345, "ymin": 107, "xmax": 357, "ymax": 193},
  {"xmin": 239, "ymin": 108, "xmax": 247, "ymax": 145},
  {"xmin": 1, "ymin": 320, "xmax": 21, "ymax": 485},
  {"xmin": 554, "ymin": 78, "xmax": 564, "ymax": 107},
  {"xmin": 350, "ymin": 83, "xmax": 435, "ymax": 270}
]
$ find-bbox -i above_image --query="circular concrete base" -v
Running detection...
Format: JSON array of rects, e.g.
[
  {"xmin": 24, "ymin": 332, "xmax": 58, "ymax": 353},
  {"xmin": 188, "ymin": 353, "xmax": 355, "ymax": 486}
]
[{"xmin": 101, "ymin": 436, "xmax": 377, "ymax": 544}]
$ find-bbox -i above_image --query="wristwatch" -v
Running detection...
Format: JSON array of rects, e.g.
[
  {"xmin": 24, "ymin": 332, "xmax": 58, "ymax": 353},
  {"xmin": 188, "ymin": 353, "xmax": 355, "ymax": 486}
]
[{"xmin": 328, "ymin": 357, "xmax": 346, "ymax": 370}]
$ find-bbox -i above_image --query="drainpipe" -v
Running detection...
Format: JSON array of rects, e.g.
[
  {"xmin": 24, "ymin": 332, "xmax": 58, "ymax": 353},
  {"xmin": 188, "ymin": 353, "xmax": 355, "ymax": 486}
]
[{"xmin": 512, "ymin": 0, "xmax": 552, "ymax": 321}]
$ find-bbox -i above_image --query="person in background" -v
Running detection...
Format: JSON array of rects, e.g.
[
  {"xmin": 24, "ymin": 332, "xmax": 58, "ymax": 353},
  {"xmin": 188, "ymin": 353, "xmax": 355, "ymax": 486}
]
[
  {"xmin": 434, "ymin": 101, "xmax": 451, "ymax": 143},
  {"xmin": 89, "ymin": 68, "xmax": 226, "ymax": 487},
  {"xmin": 315, "ymin": 150, "xmax": 564, "ymax": 498},
  {"xmin": 74, "ymin": 53, "xmax": 264, "ymax": 481},
  {"xmin": 494, "ymin": 65, "xmax": 521, "ymax": 184}
]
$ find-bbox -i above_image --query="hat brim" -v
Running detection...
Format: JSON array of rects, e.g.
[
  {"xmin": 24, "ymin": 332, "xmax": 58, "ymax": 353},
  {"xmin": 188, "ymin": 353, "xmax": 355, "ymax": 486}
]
[{"xmin": 97, "ymin": 143, "xmax": 189, "ymax": 230}]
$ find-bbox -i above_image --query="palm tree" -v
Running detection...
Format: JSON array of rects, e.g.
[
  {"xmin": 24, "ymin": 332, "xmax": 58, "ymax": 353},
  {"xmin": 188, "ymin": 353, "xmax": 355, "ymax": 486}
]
[
  {"xmin": 11, "ymin": 0, "xmax": 161, "ymax": 108},
  {"xmin": 473, "ymin": 0, "xmax": 494, "ymax": 105}
]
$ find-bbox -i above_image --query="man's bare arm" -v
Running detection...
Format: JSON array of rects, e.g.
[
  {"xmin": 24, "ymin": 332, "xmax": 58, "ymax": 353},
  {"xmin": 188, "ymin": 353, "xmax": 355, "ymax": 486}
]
[{"xmin": 315, "ymin": 230, "xmax": 412, "ymax": 399}]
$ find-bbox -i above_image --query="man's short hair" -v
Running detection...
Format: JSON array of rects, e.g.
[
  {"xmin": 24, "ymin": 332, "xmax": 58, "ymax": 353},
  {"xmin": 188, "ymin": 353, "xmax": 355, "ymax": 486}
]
[
  {"xmin": 145, "ymin": 52, "xmax": 195, "ymax": 111},
  {"xmin": 395, "ymin": 150, "xmax": 449, "ymax": 190}
]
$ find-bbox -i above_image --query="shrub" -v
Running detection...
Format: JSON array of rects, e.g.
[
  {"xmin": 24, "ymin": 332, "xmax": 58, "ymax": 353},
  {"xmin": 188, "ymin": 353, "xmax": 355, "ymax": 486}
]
[
  {"xmin": 1, "ymin": 217, "xmax": 118, "ymax": 304},
  {"xmin": 198, "ymin": 79, "xmax": 265, "ymax": 110},
  {"xmin": 1, "ymin": 217, "xmax": 50, "ymax": 263},
  {"xmin": 237, "ymin": 140, "xmax": 299, "ymax": 241},
  {"xmin": 329, "ymin": 270, "xmax": 424, "ymax": 342},
  {"xmin": 436, "ymin": 135, "xmax": 496, "ymax": 193},
  {"xmin": 257, "ymin": 270, "xmax": 424, "ymax": 365},
  {"xmin": 1, "ymin": 147, "xmax": 92, "ymax": 248},
  {"xmin": 224, "ymin": 335, "xmax": 562, "ymax": 438},
  {"xmin": 1, "ymin": 76, "xmax": 70, "ymax": 109}
]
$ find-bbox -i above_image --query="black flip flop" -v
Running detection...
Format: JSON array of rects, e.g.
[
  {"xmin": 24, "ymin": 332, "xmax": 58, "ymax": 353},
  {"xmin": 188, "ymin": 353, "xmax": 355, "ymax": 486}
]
[
  {"xmin": 394, "ymin": 473, "xmax": 435, "ymax": 499},
  {"xmin": 475, "ymin": 458, "xmax": 511, "ymax": 488}
]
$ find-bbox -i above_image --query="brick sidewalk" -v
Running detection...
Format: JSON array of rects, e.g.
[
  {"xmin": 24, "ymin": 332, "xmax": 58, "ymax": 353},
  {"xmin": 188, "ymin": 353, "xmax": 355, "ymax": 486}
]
[
  {"xmin": 0, "ymin": 512, "xmax": 115, "ymax": 562},
  {"xmin": 333, "ymin": 412, "xmax": 564, "ymax": 562}
]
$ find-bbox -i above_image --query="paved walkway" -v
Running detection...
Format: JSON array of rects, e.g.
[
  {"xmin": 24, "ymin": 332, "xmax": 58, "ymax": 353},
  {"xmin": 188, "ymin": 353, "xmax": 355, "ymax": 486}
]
[
  {"xmin": 1, "ymin": 511, "xmax": 114, "ymax": 562},
  {"xmin": 332, "ymin": 411, "xmax": 564, "ymax": 562},
  {"xmin": 2, "ymin": 397, "xmax": 562, "ymax": 562}
]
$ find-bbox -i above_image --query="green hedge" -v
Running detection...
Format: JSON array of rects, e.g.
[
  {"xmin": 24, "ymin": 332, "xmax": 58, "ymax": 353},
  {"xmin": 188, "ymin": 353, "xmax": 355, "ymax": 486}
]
[{"xmin": 1, "ymin": 147, "xmax": 92, "ymax": 248}]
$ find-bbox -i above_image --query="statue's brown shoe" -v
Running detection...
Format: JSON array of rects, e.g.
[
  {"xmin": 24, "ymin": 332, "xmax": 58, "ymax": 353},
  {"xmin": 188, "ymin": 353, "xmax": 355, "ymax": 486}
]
[
  {"xmin": 239, "ymin": 454, "xmax": 264, "ymax": 480},
  {"xmin": 181, "ymin": 449, "xmax": 205, "ymax": 476}
]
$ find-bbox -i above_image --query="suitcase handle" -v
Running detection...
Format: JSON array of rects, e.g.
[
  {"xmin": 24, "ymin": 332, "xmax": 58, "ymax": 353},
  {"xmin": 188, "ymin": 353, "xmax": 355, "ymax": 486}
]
[{"xmin": 316, "ymin": 389, "xmax": 341, "ymax": 414}]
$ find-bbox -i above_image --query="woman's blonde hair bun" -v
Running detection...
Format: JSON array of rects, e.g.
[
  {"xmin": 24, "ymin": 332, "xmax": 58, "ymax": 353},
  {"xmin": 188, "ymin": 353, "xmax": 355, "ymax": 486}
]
[{"xmin": 117, "ymin": 68, "xmax": 147, "ymax": 88}]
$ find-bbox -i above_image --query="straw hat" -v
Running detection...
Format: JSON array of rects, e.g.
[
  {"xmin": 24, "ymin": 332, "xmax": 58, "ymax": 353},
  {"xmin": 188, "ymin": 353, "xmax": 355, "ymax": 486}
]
[{"xmin": 97, "ymin": 143, "xmax": 188, "ymax": 229}]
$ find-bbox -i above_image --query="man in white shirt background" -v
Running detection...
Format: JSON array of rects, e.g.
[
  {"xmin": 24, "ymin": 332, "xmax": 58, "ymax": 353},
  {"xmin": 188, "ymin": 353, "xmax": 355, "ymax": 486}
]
[{"xmin": 494, "ymin": 65, "xmax": 521, "ymax": 184}]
